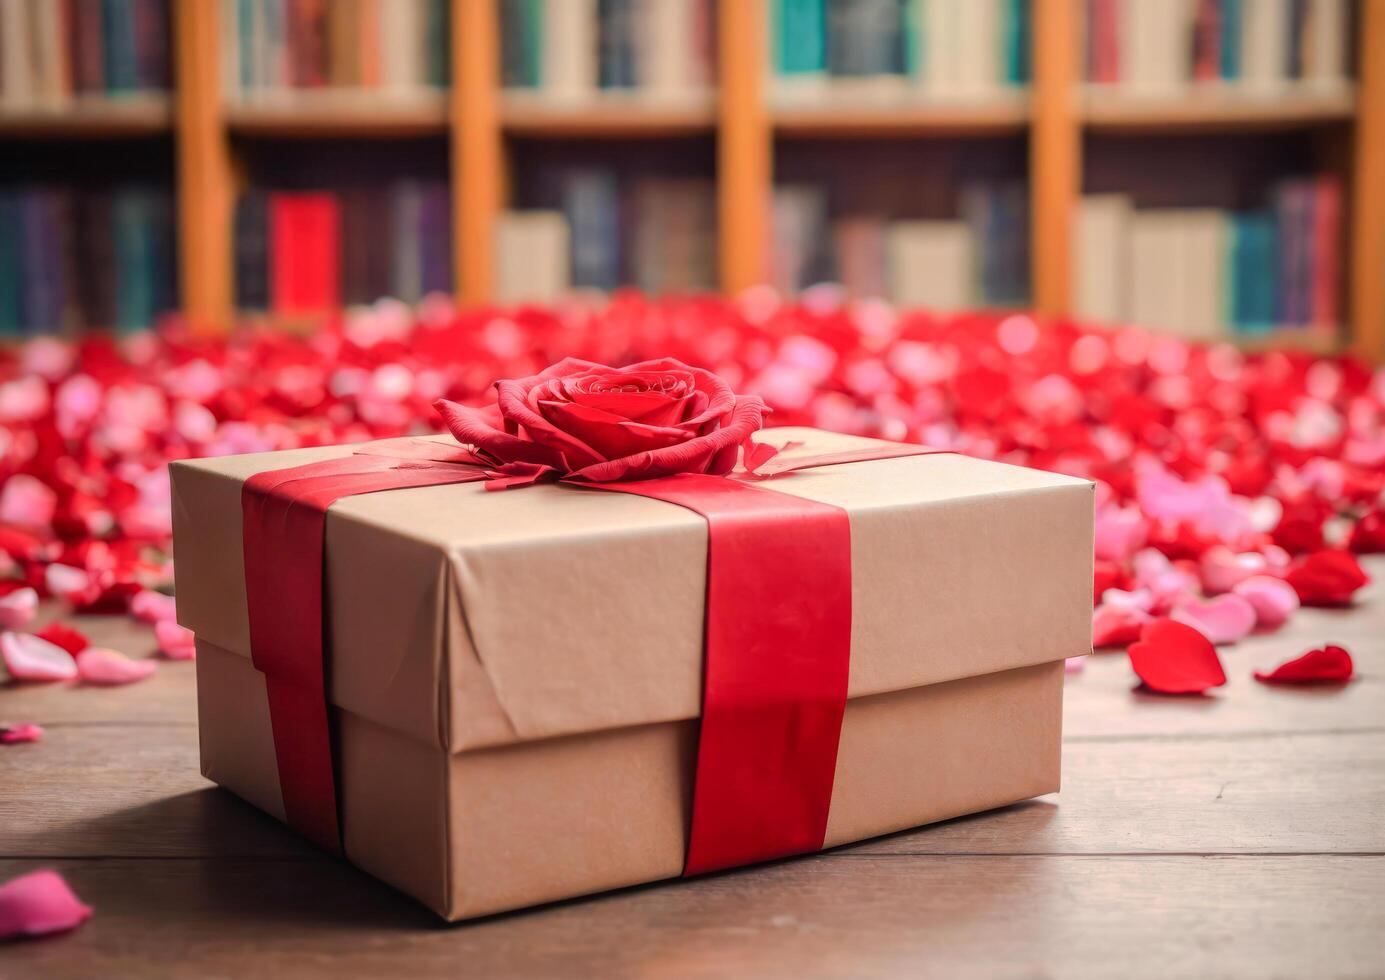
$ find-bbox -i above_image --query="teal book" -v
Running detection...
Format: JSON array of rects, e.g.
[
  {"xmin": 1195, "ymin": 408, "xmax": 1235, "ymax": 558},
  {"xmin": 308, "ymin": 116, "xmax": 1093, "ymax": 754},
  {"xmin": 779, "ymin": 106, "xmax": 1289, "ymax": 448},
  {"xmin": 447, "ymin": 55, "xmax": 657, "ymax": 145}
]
[
  {"xmin": 775, "ymin": 0, "xmax": 826, "ymax": 76},
  {"xmin": 1003, "ymin": 0, "xmax": 1030, "ymax": 84},
  {"xmin": 902, "ymin": 0, "xmax": 923, "ymax": 77},
  {"xmin": 113, "ymin": 192, "xmax": 154, "ymax": 333},
  {"xmin": 1219, "ymin": 0, "xmax": 1241, "ymax": 78},
  {"xmin": 102, "ymin": 0, "xmax": 139, "ymax": 91},
  {"xmin": 1230, "ymin": 212, "xmax": 1277, "ymax": 333},
  {"xmin": 0, "ymin": 195, "xmax": 20, "ymax": 335}
]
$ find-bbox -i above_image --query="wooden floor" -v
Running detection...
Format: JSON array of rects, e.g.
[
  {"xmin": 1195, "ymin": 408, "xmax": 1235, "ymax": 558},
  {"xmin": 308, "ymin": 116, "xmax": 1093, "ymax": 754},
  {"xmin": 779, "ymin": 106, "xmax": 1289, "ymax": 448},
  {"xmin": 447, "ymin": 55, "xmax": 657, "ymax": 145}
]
[{"xmin": 3, "ymin": 559, "xmax": 1383, "ymax": 978}]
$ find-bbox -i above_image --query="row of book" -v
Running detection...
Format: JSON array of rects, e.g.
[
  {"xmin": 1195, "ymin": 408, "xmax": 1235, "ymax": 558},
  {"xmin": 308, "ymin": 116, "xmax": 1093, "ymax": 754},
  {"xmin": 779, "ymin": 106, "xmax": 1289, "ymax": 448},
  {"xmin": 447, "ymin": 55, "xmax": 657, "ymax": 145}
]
[
  {"xmin": 1072, "ymin": 178, "xmax": 1341, "ymax": 339},
  {"xmin": 0, "ymin": 186, "xmax": 175, "ymax": 335},
  {"xmin": 234, "ymin": 184, "xmax": 451, "ymax": 315},
  {"xmin": 1085, "ymin": 0, "xmax": 1351, "ymax": 92},
  {"xmin": 771, "ymin": 181, "xmax": 1030, "ymax": 308},
  {"xmin": 496, "ymin": 174, "xmax": 717, "ymax": 301},
  {"xmin": 772, "ymin": 0, "xmax": 1030, "ymax": 102},
  {"xmin": 221, "ymin": 0, "xmax": 449, "ymax": 102},
  {"xmin": 500, "ymin": 0, "xmax": 715, "ymax": 102},
  {"xmin": 0, "ymin": 0, "xmax": 169, "ymax": 107}
]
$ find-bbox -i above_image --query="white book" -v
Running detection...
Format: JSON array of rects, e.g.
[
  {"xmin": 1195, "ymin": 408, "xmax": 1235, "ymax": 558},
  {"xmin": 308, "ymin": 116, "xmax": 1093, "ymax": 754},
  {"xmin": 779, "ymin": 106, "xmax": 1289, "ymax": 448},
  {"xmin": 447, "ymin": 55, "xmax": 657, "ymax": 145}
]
[
  {"xmin": 1304, "ymin": 0, "xmax": 1348, "ymax": 90},
  {"xmin": 496, "ymin": 211, "xmax": 571, "ymax": 303},
  {"xmin": 641, "ymin": 0, "xmax": 696, "ymax": 98},
  {"xmin": 1178, "ymin": 209, "xmax": 1229, "ymax": 341},
  {"xmin": 544, "ymin": 0, "xmax": 597, "ymax": 100},
  {"xmin": 887, "ymin": 220, "xmax": 975, "ymax": 311},
  {"xmin": 954, "ymin": 0, "xmax": 999, "ymax": 97},
  {"xmin": 382, "ymin": 0, "xmax": 426, "ymax": 91},
  {"xmin": 921, "ymin": 0, "xmax": 959, "ymax": 95},
  {"xmin": 1125, "ymin": 0, "xmax": 1192, "ymax": 93},
  {"xmin": 222, "ymin": 0, "xmax": 241, "ymax": 102},
  {"xmin": 1128, "ymin": 212, "xmax": 1182, "ymax": 333},
  {"xmin": 1241, "ymin": 0, "xmax": 1288, "ymax": 91},
  {"xmin": 0, "ymin": 0, "xmax": 34, "ymax": 107},
  {"xmin": 1072, "ymin": 195, "xmax": 1132, "ymax": 324}
]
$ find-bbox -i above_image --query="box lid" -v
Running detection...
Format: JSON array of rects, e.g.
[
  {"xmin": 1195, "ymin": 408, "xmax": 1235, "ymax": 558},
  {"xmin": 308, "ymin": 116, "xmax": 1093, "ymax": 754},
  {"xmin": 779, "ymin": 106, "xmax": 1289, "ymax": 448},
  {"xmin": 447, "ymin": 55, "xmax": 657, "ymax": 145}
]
[{"xmin": 172, "ymin": 427, "xmax": 1093, "ymax": 753}]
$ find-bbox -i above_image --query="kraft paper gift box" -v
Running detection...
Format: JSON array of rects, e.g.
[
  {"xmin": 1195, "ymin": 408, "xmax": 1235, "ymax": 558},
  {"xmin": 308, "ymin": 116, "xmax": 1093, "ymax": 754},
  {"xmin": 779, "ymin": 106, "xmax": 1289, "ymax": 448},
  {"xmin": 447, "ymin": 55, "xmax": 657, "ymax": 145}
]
[{"xmin": 170, "ymin": 426, "xmax": 1094, "ymax": 921}]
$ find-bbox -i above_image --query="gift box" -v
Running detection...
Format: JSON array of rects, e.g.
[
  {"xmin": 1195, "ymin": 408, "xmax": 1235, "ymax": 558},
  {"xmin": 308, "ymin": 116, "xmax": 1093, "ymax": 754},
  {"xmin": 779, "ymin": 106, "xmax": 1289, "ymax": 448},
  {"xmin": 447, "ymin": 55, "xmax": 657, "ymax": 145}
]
[{"xmin": 172, "ymin": 424, "xmax": 1093, "ymax": 920}]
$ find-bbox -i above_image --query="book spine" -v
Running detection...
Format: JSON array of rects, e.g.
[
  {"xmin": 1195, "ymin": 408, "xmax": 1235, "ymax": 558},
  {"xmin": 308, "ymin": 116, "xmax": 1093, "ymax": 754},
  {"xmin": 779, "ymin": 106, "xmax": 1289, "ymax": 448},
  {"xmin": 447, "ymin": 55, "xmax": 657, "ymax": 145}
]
[
  {"xmin": 1310, "ymin": 175, "xmax": 1340, "ymax": 328},
  {"xmin": 270, "ymin": 192, "xmax": 341, "ymax": 316},
  {"xmin": 0, "ymin": 195, "xmax": 22, "ymax": 335},
  {"xmin": 419, "ymin": 182, "xmax": 452, "ymax": 296},
  {"xmin": 234, "ymin": 190, "xmax": 271, "ymax": 311},
  {"xmin": 1219, "ymin": 0, "xmax": 1240, "ymax": 77},
  {"xmin": 101, "ymin": 0, "xmax": 138, "ymax": 91},
  {"xmin": 597, "ymin": 0, "xmax": 637, "ymax": 88},
  {"xmin": 564, "ymin": 171, "xmax": 622, "ymax": 290}
]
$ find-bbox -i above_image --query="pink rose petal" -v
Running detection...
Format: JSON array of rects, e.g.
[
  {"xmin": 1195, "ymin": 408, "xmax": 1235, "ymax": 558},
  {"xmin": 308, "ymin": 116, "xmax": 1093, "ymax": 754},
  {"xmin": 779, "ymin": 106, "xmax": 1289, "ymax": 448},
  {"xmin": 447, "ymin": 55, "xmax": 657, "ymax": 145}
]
[
  {"xmin": 0, "ymin": 722, "xmax": 43, "ymax": 744},
  {"xmin": 1170, "ymin": 593, "xmax": 1258, "ymax": 645},
  {"xmin": 155, "ymin": 620, "xmax": 196, "ymax": 660},
  {"xmin": 45, "ymin": 563, "xmax": 91, "ymax": 600},
  {"xmin": 1065, "ymin": 656, "xmax": 1086, "ymax": 673},
  {"xmin": 130, "ymin": 589, "xmax": 178, "ymax": 625},
  {"xmin": 1094, "ymin": 504, "xmax": 1148, "ymax": 563},
  {"xmin": 1199, "ymin": 546, "xmax": 1275, "ymax": 595},
  {"xmin": 0, "ymin": 473, "xmax": 58, "ymax": 527},
  {"xmin": 1, "ymin": 631, "xmax": 78, "ymax": 681},
  {"xmin": 0, "ymin": 869, "xmax": 92, "ymax": 940},
  {"xmin": 0, "ymin": 587, "xmax": 38, "ymax": 630},
  {"xmin": 75, "ymin": 647, "xmax": 157, "ymax": 685},
  {"xmin": 1231, "ymin": 575, "xmax": 1301, "ymax": 631}
]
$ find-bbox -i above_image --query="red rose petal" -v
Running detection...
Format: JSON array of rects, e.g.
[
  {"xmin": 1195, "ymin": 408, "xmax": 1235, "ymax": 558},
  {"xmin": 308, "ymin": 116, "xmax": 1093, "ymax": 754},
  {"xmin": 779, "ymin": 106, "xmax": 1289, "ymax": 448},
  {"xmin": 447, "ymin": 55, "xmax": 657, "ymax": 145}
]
[
  {"xmin": 0, "ymin": 869, "xmax": 92, "ymax": 940},
  {"xmin": 1127, "ymin": 618, "xmax": 1228, "ymax": 695},
  {"xmin": 75, "ymin": 647, "xmax": 157, "ymax": 685},
  {"xmin": 1285, "ymin": 550, "xmax": 1371, "ymax": 606},
  {"xmin": 1348, "ymin": 510, "xmax": 1385, "ymax": 554},
  {"xmin": 1, "ymin": 631, "xmax": 78, "ymax": 682},
  {"xmin": 1254, "ymin": 645, "xmax": 1354, "ymax": 685},
  {"xmin": 0, "ymin": 722, "xmax": 43, "ymax": 744},
  {"xmin": 0, "ymin": 587, "xmax": 38, "ymax": 630},
  {"xmin": 34, "ymin": 621, "xmax": 90, "ymax": 656}
]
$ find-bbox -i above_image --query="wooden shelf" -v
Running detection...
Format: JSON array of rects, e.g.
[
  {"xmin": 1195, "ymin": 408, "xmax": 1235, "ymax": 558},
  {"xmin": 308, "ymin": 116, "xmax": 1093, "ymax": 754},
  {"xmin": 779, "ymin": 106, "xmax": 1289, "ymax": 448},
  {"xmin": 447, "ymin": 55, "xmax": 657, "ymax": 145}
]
[
  {"xmin": 1082, "ymin": 86, "xmax": 1356, "ymax": 133},
  {"xmin": 224, "ymin": 93, "xmax": 449, "ymax": 137},
  {"xmin": 501, "ymin": 93, "xmax": 717, "ymax": 137},
  {"xmin": 1229, "ymin": 327, "xmax": 1345, "ymax": 356},
  {"xmin": 772, "ymin": 97, "xmax": 1029, "ymax": 137},
  {"xmin": 0, "ymin": 94, "xmax": 172, "ymax": 137}
]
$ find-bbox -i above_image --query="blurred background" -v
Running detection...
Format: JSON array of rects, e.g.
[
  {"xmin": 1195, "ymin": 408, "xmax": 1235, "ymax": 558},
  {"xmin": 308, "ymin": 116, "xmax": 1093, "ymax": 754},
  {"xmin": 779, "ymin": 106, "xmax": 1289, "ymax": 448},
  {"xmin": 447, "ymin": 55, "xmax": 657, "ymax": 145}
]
[{"xmin": 0, "ymin": 0, "xmax": 1379, "ymax": 361}]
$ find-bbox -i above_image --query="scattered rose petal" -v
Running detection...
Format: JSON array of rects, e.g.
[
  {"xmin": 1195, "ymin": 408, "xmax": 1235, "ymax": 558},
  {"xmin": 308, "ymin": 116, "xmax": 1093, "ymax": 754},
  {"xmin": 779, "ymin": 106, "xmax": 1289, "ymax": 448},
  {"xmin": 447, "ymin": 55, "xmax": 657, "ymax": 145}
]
[
  {"xmin": 1231, "ymin": 575, "xmax": 1301, "ymax": 631},
  {"xmin": 1092, "ymin": 601, "xmax": 1150, "ymax": 648},
  {"xmin": 1254, "ymin": 645, "xmax": 1354, "ymax": 685},
  {"xmin": 1349, "ymin": 510, "xmax": 1385, "ymax": 554},
  {"xmin": 0, "ymin": 869, "xmax": 92, "ymax": 940},
  {"xmin": 1170, "ymin": 594, "xmax": 1258, "ymax": 645},
  {"xmin": 1286, "ymin": 550, "xmax": 1371, "ymax": 606},
  {"xmin": 0, "ymin": 722, "xmax": 43, "ymax": 744},
  {"xmin": 33, "ymin": 622, "xmax": 90, "ymax": 656},
  {"xmin": 130, "ymin": 589, "xmax": 178, "ymax": 624},
  {"xmin": 1065, "ymin": 656, "xmax": 1086, "ymax": 674},
  {"xmin": 155, "ymin": 620, "xmax": 196, "ymax": 660},
  {"xmin": 1128, "ymin": 618, "xmax": 1228, "ymax": 695},
  {"xmin": 1, "ymin": 632, "xmax": 78, "ymax": 682},
  {"xmin": 44, "ymin": 564, "xmax": 91, "ymax": 601},
  {"xmin": 0, "ymin": 587, "xmax": 38, "ymax": 630},
  {"xmin": 75, "ymin": 648, "xmax": 157, "ymax": 685}
]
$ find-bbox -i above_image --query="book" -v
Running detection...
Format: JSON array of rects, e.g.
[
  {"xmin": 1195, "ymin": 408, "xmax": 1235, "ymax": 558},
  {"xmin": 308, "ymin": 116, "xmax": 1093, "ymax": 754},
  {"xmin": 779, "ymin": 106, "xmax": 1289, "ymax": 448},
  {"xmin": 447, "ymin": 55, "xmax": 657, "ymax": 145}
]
[
  {"xmin": 1072, "ymin": 194, "xmax": 1131, "ymax": 324},
  {"xmin": 1309, "ymin": 174, "xmax": 1340, "ymax": 328},
  {"xmin": 269, "ymin": 193, "xmax": 341, "ymax": 316},
  {"xmin": 563, "ymin": 170, "xmax": 622, "ymax": 290},
  {"xmin": 775, "ymin": 0, "xmax": 828, "ymax": 81},
  {"xmin": 771, "ymin": 185, "xmax": 829, "ymax": 295},
  {"xmin": 543, "ymin": 0, "xmax": 598, "ymax": 99},
  {"xmin": 598, "ymin": 0, "xmax": 638, "ymax": 89},
  {"xmin": 496, "ymin": 211, "xmax": 571, "ymax": 303},
  {"xmin": 833, "ymin": 215, "xmax": 888, "ymax": 298},
  {"xmin": 1240, "ymin": 0, "xmax": 1288, "ymax": 90},
  {"xmin": 886, "ymin": 221, "xmax": 973, "ymax": 311},
  {"xmin": 235, "ymin": 191, "xmax": 271, "ymax": 311}
]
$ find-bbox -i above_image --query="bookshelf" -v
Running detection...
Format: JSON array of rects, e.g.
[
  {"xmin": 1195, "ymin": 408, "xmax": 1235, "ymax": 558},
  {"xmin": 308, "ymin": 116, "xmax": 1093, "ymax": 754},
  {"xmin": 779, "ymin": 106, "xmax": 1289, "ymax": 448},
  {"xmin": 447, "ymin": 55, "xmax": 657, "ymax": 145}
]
[{"xmin": 1, "ymin": 0, "xmax": 1380, "ymax": 361}]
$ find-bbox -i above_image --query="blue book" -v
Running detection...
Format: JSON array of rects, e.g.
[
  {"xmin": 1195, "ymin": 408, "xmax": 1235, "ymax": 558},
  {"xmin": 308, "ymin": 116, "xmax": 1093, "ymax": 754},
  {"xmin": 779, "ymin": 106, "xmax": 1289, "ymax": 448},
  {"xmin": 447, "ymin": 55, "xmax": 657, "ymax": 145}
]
[
  {"xmin": 102, "ymin": 0, "xmax": 139, "ymax": 92},
  {"xmin": 1230, "ymin": 212, "xmax": 1277, "ymax": 333},
  {"xmin": 238, "ymin": 0, "xmax": 256, "ymax": 90},
  {"xmin": 598, "ymin": 0, "xmax": 638, "ymax": 88},
  {"xmin": 0, "ymin": 194, "xmax": 20, "ymax": 335},
  {"xmin": 114, "ymin": 191, "xmax": 154, "ymax": 332},
  {"xmin": 776, "ymin": 0, "xmax": 827, "ymax": 75},
  {"xmin": 1219, "ymin": 0, "xmax": 1241, "ymax": 78},
  {"xmin": 564, "ymin": 171, "xmax": 622, "ymax": 291},
  {"xmin": 20, "ymin": 192, "xmax": 66, "ymax": 335}
]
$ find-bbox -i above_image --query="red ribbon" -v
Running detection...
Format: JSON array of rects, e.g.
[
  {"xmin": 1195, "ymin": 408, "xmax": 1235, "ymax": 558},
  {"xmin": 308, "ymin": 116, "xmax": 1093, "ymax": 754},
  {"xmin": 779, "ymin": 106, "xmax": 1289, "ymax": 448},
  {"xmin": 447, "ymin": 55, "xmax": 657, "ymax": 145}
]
[{"xmin": 240, "ymin": 439, "xmax": 939, "ymax": 869}]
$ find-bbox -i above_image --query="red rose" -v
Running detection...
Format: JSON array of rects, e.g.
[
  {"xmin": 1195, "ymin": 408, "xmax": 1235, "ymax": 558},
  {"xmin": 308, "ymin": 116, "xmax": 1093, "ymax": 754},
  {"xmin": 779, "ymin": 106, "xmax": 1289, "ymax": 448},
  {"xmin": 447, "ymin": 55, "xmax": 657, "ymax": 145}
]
[{"xmin": 434, "ymin": 358, "xmax": 767, "ymax": 483}]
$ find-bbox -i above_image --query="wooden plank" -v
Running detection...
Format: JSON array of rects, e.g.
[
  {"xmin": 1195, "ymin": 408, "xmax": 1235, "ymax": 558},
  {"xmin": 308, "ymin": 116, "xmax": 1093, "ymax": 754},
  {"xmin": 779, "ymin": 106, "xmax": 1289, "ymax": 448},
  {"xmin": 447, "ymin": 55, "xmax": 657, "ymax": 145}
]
[
  {"xmin": 501, "ymin": 96, "xmax": 717, "ymax": 138},
  {"xmin": 1029, "ymin": 0, "xmax": 1080, "ymax": 317},
  {"xmin": 4, "ymin": 723, "xmax": 1380, "ymax": 861},
  {"xmin": 225, "ymin": 99, "xmax": 449, "ymax": 138},
  {"xmin": 716, "ymin": 0, "xmax": 771, "ymax": 293},
  {"xmin": 172, "ymin": 0, "xmax": 234, "ymax": 333},
  {"xmin": 2, "ymin": 856, "xmax": 1382, "ymax": 978},
  {"xmin": 0, "ymin": 96, "xmax": 173, "ymax": 137},
  {"xmin": 773, "ymin": 99, "xmax": 1029, "ymax": 138},
  {"xmin": 1352, "ymin": 0, "xmax": 1385, "ymax": 362},
  {"xmin": 1082, "ymin": 87, "xmax": 1356, "ymax": 134},
  {"xmin": 452, "ymin": 0, "xmax": 503, "ymax": 305}
]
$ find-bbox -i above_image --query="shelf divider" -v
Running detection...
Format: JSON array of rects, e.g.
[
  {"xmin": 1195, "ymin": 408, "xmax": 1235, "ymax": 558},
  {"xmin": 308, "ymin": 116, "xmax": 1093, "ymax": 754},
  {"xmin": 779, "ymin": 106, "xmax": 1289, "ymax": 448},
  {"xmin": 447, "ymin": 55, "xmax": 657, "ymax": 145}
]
[
  {"xmin": 717, "ymin": 0, "xmax": 772, "ymax": 295},
  {"xmin": 453, "ymin": 0, "xmax": 503, "ymax": 305},
  {"xmin": 1031, "ymin": 0, "xmax": 1080, "ymax": 319}
]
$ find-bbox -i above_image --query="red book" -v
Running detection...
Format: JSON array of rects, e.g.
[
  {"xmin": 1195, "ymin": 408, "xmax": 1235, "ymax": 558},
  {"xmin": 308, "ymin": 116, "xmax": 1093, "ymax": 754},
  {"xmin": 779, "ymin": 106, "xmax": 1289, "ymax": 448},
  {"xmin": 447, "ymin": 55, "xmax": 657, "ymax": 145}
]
[
  {"xmin": 1310, "ymin": 175, "xmax": 1341, "ymax": 329},
  {"xmin": 289, "ymin": 0, "xmax": 328, "ymax": 87},
  {"xmin": 1192, "ymin": 0, "xmax": 1221, "ymax": 82},
  {"xmin": 270, "ymin": 193, "xmax": 341, "ymax": 317}
]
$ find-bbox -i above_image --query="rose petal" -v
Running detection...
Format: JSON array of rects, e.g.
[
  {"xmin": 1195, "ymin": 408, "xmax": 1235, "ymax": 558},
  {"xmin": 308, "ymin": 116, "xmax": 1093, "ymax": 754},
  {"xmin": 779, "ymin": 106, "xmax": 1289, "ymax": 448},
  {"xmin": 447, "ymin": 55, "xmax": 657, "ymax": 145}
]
[
  {"xmin": 0, "ymin": 722, "xmax": 43, "ymax": 744},
  {"xmin": 1253, "ymin": 645, "xmax": 1354, "ymax": 685},
  {"xmin": 0, "ymin": 869, "xmax": 92, "ymax": 940},
  {"xmin": 0, "ymin": 587, "xmax": 38, "ymax": 630},
  {"xmin": 1285, "ymin": 550, "xmax": 1371, "ymax": 607},
  {"xmin": 1231, "ymin": 575, "xmax": 1300, "ymax": 631},
  {"xmin": 130, "ymin": 589, "xmax": 178, "ymax": 624},
  {"xmin": 1170, "ymin": 594, "xmax": 1258, "ymax": 645},
  {"xmin": 1128, "ymin": 618, "xmax": 1228, "ymax": 695},
  {"xmin": 75, "ymin": 647, "xmax": 157, "ymax": 685},
  {"xmin": 155, "ymin": 620, "xmax": 196, "ymax": 660},
  {"xmin": 1, "ymin": 631, "xmax": 78, "ymax": 682},
  {"xmin": 1092, "ymin": 601, "xmax": 1150, "ymax": 648},
  {"xmin": 44, "ymin": 563, "xmax": 91, "ymax": 600},
  {"xmin": 1064, "ymin": 656, "xmax": 1086, "ymax": 674},
  {"xmin": 34, "ymin": 621, "xmax": 91, "ymax": 656}
]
